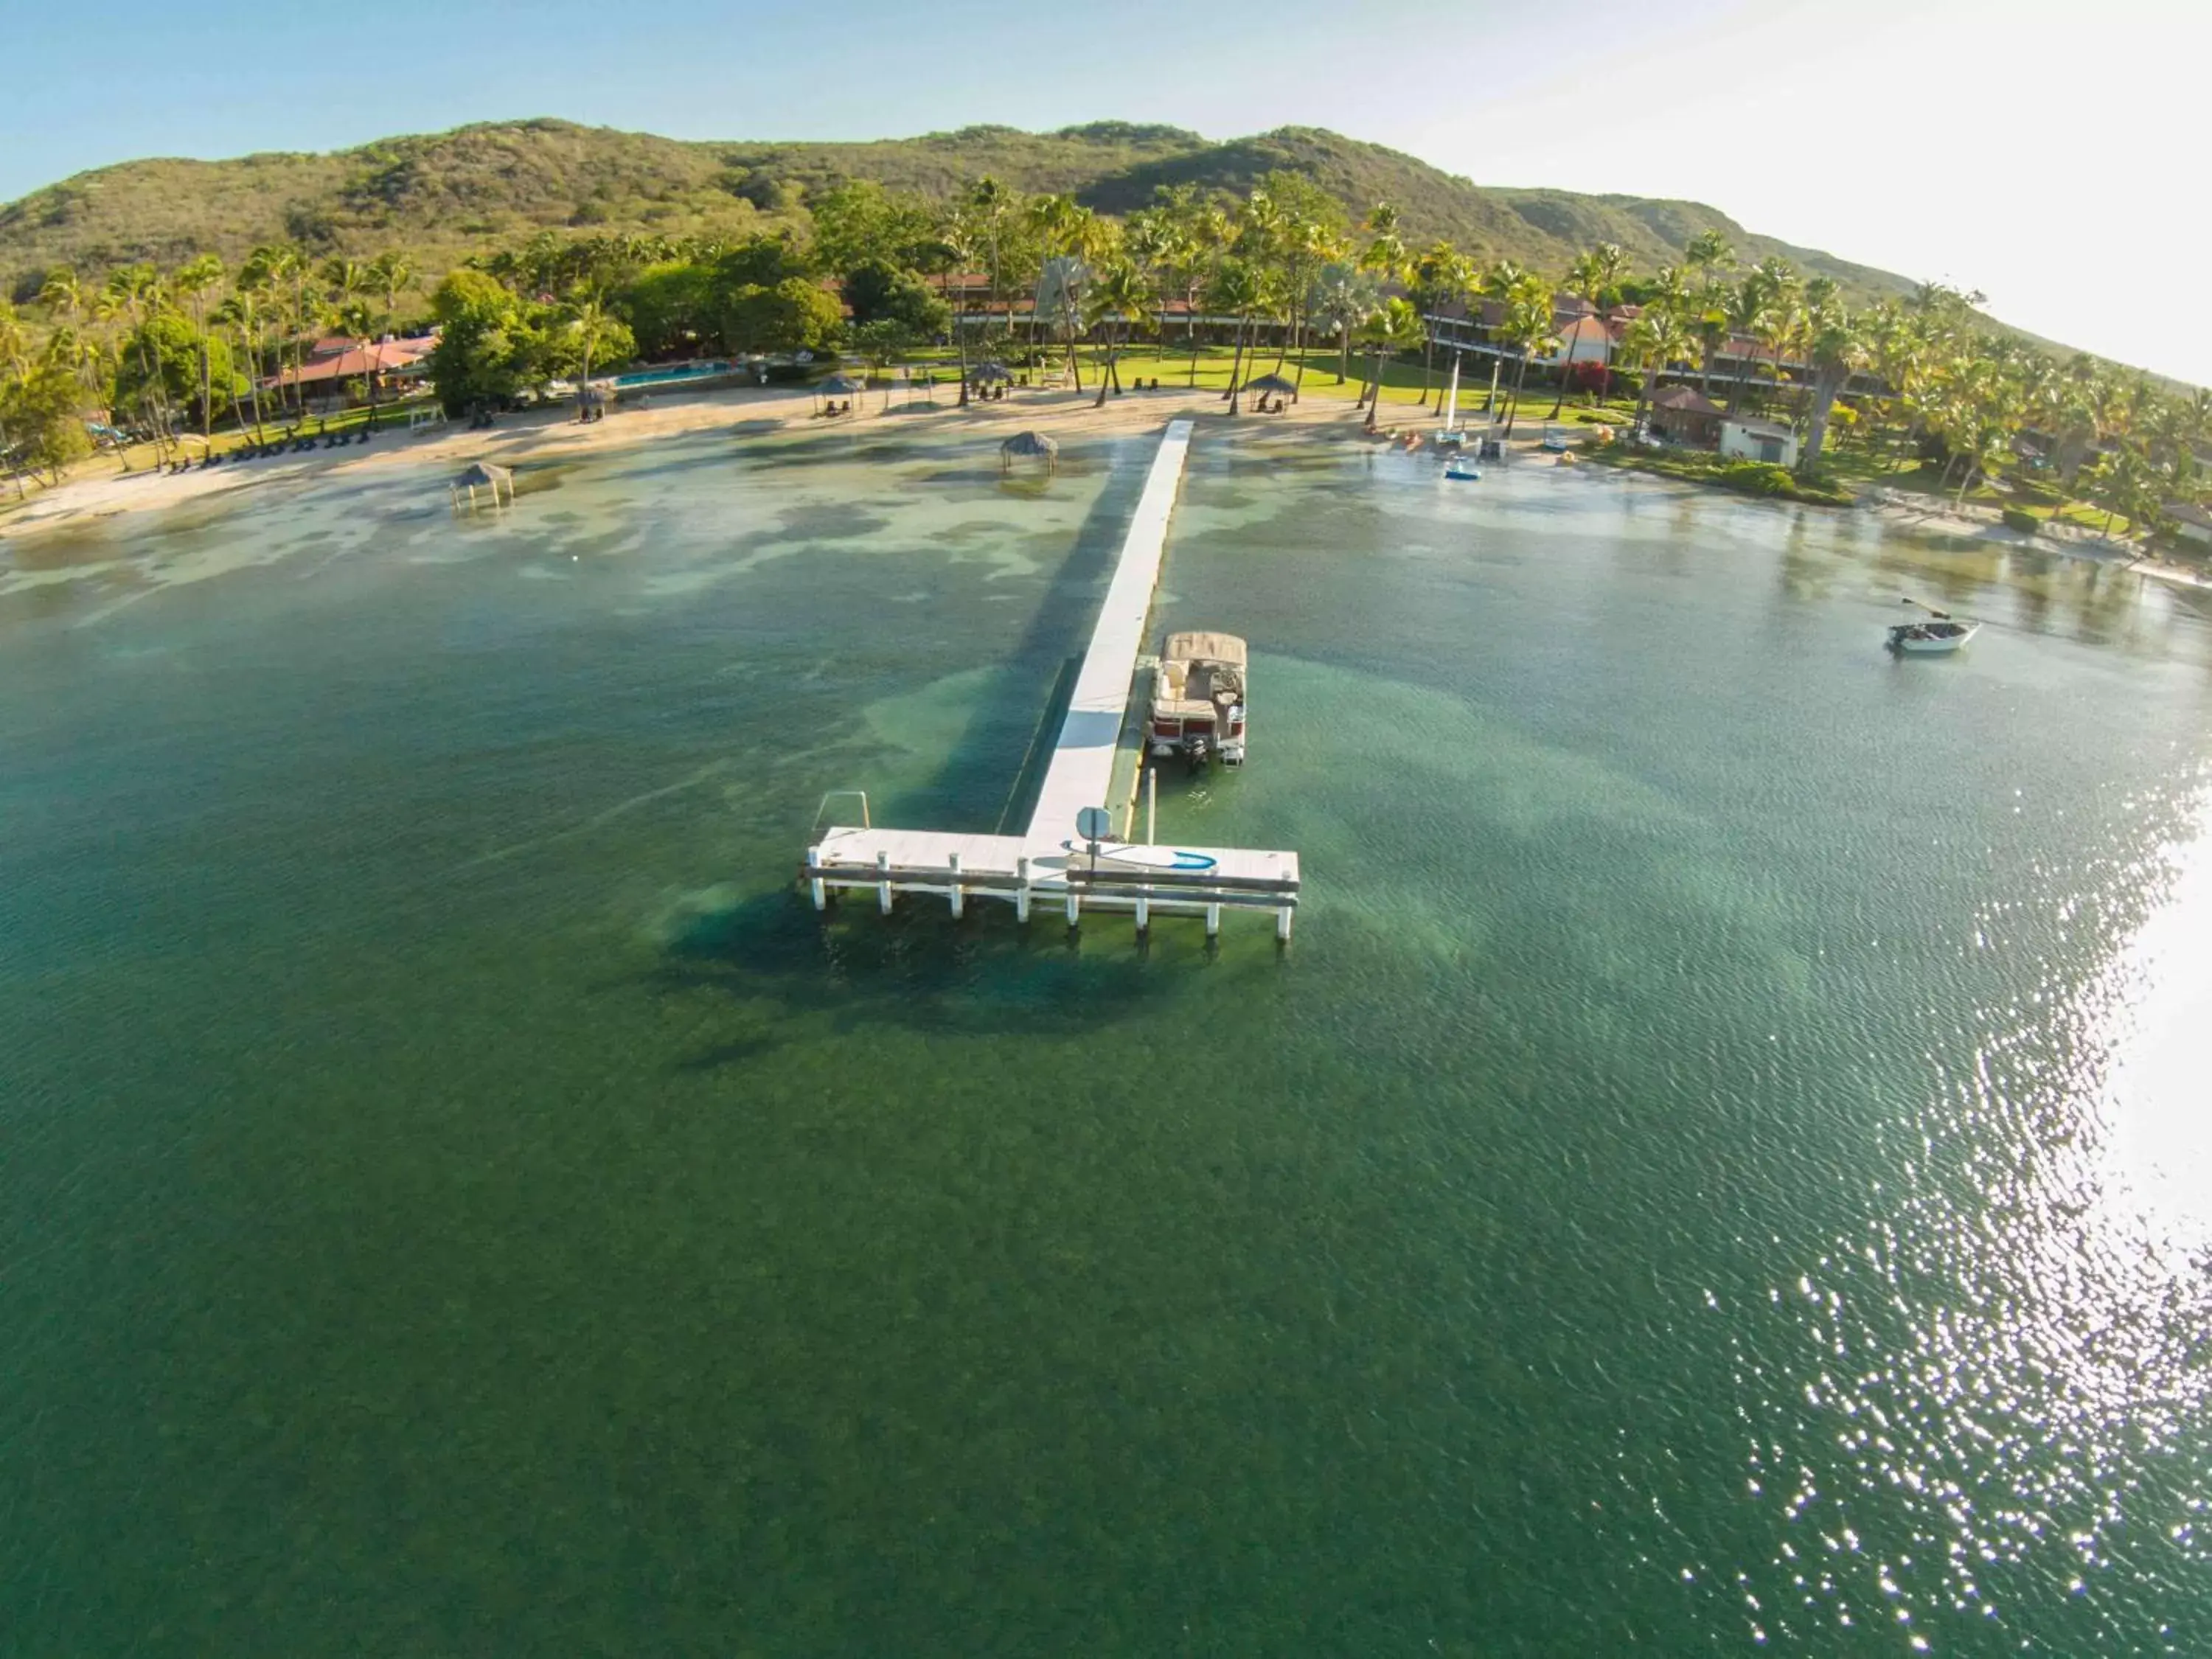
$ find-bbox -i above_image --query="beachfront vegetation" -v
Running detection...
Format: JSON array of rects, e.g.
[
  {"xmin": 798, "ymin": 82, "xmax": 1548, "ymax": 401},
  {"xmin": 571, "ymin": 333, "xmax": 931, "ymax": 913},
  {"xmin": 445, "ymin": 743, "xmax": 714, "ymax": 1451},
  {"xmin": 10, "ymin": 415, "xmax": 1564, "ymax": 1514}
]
[{"xmin": 3, "ymin": 121, "xmax": 2208, "ymax": 549}]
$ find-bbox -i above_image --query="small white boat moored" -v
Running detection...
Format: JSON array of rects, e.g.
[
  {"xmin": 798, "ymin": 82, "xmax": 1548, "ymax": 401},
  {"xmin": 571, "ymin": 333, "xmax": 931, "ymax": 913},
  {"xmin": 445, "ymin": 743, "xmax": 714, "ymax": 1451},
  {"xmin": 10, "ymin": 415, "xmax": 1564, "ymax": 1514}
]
[{"xmin": 1887, "ymin": 619, "xmax": 1980, "ymax": 654}]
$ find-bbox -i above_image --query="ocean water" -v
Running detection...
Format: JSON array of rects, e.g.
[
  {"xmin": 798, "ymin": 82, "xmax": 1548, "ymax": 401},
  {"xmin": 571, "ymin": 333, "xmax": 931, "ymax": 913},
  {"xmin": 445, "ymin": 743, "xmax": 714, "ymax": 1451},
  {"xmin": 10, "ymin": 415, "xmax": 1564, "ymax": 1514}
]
[{"xmin": 3, "ymin": 419, "xmax": 2210, "ymax": 1655}]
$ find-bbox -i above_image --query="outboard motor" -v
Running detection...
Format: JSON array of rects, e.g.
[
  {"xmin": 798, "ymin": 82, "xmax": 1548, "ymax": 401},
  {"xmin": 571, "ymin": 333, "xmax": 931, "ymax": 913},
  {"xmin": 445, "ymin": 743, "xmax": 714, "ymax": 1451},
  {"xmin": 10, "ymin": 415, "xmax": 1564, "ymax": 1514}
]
[{"xmin": 1211, "ymin": 681, "xmax": 1245, "ymax": 768}]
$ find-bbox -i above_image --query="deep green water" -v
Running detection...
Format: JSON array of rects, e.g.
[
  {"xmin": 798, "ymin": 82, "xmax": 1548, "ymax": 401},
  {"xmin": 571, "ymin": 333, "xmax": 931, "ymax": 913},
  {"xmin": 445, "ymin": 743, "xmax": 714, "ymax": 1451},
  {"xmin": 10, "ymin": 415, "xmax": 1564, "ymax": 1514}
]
[{"xmin": 4, "ymin": 420, "xmax": 2211, "ymax": 1655}]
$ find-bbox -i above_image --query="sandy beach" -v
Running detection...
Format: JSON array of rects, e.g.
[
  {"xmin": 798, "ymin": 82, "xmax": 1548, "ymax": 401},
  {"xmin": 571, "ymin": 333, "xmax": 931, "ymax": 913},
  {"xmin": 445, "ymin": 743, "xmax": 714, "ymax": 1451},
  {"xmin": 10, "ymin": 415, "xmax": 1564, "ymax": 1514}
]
[{"xmin": 0, "ymin": 379, "xmax": 1402, "ymax": 541}]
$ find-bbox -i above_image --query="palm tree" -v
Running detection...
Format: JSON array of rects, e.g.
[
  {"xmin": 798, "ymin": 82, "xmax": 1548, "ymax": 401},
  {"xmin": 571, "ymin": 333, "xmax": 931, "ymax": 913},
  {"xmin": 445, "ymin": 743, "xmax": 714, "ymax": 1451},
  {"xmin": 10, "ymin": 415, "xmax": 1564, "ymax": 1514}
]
[
  {"xmin": 1411, "ymin": 242, "xmax": 1470, "ymax": 408},
  {"xmin": 1120, "ymin": 210, "xmax": 1174, "ymax": 389},
  {"xmin": 0, "ymin": 299, "xmax": 30, "ymax": 498},
  {"xmin": 964, "ymin": 175, "xmax": 1017, "ymax": 317},
  {"xmin": 1207, "ymin": 258, "xmax": 1265, "ymax": 414},
  {"xmin": 172, "ymin": 254, "xmax": 224, "ymax": 438},
  {"xmin": 1088, "ymin": 260, "xmax": 1152, "ymax": 408},
  {"xmin": 1131, "ymin": 211, "xmax": 1194, "ymax": 391},
  {"xmin": 233, "ymin": 247, "xmax": 287, "ymax": 441},
  {"xmin": 278, "ymin": 247, "xmax": 324, "ymax": 417},
  {"xmin": 560, "ymin": 286, "xmax": 625, "ymax": 420},
  {"xmin": 1564, "ymin": 243, "xmax": 1630, "ymax": 403},
  {"xmin": 209, "ymin": 293, "xmax": 260, "ymax": 442},
  {"xmin": 1724, "ymin": 258, "xmax": 1798, "ymax": 414},
  {"xmin": 1641, "ymin": 264, "xmax": 1689, "ymax": 318},
  {"xmin": 1026, "ymin": 192, "xmax": 1082, "ymax": 374},
  {"xmin": 1683, "ymin": 231, "xmax": 1736, "ymax": 396},
  {"xmin": 1622, "ymin": 308, "xmax": 1691, "ymax": 435},
  {"xmin": 1795, "ymin": 295, "xmax": 1862, "ymax": 476},
  {"xmin": 1307, "ymin": 262, "xmax": 1380, "ymax": 389},
  {"xmin": 1753, "ymin": 273, "xmax": 1804, "ymax": 419},
  {"xmin": 1359, "ymin": 298, "xmax": 1426, "ymax": 433},
  {"xmin": 935, "ymin": 217, "xmax": 981, "ymax": 407},
  {"xmin": 323, "ymin": 256, "xmax": 381, "ymax": 424},
  {"xmin": 1349, "ymin": 206, "xmax": 1408, "ymax": 414},
  {"xmin": 1495, "ymin": 273, "xmax": 1560, "ymax": 438},
  {"xmin": 38, "ymin": 268, "xmax": 105, "ymax": 400},
  {"xmin": 104, "ymin": 264, "xmax": 177, "ymax": 461},
  {"xmin": 368, "ymin": 252, "xmax": 414, "ymax": 321}
]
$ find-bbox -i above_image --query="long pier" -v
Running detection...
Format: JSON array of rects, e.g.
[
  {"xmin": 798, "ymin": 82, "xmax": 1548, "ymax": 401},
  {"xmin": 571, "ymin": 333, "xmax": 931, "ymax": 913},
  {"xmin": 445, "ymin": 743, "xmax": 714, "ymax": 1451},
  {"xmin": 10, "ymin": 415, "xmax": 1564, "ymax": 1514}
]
[{"xmin": 802, "ymin": 419, "xmax": 1301, "ymax": 939}]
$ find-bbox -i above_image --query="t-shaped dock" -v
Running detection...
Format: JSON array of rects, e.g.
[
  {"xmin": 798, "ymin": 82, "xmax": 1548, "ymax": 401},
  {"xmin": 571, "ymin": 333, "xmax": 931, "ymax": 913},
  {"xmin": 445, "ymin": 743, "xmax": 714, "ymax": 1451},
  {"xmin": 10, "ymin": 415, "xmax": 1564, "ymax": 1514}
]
[{"xmin": 801, "ymin": 420, "xmax": 1301, "ymax": 939}]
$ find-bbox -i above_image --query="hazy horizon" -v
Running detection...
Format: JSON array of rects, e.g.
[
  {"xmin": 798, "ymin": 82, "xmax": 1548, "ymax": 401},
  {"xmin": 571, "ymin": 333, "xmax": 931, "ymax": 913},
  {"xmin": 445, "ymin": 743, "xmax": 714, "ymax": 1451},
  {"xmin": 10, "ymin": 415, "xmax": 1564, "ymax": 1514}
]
[{"xmin": 6, "ymin": 0, "xmax": 2202, "ymax": 386}]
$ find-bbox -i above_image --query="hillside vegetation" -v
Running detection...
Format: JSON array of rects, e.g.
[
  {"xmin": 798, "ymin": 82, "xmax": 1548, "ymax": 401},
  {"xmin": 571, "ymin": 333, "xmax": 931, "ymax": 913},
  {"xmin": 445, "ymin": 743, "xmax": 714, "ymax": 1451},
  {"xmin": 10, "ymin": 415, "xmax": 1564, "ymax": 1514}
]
[{"xmin": 1, "ymin": 118, "xmax": 1916, "ymax": 308}]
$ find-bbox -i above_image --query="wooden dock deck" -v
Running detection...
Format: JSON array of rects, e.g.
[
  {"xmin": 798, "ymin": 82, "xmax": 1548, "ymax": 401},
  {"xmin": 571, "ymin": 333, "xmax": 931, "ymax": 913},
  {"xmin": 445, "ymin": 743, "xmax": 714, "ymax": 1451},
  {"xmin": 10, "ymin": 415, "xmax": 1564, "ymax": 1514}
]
[{"xmin": 803, "ymin": 420, "xmax": 1302, "ymax": 939}]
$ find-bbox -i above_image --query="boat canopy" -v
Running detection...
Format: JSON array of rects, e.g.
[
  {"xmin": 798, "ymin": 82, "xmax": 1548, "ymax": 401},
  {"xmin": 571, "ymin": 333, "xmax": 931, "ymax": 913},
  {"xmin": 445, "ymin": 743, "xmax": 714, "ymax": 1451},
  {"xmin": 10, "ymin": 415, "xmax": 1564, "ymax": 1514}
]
[{"xmin": 1162, "ymin": 630, "xmax": 1246, "ymax": 669}]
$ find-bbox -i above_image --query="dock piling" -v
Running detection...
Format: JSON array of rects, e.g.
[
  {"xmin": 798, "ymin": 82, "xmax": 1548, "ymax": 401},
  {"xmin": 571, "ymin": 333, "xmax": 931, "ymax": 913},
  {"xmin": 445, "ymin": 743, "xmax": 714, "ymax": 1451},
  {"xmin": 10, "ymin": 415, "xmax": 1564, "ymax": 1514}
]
[
  {"xmin": 877, "ymin": 849, "xmax": 893, "ymax": 915},
  {"xmin": 1276, "ymin": 905, "xmax": 1293, "ymax": 943},
  {"xmin": 1016, "ymin": 857, "xmax": 1032, "ymax": 923},
  {"xmin": 948, "ymin": 852, "xmax": 964, "ymax": 919},
  {"xmin": 1206, "ymin": 902, "xmax": 1221, "ymax": 939},
  {"xmin": 808, "ymin": 846, "xmax": 826, "ymax": 911}
]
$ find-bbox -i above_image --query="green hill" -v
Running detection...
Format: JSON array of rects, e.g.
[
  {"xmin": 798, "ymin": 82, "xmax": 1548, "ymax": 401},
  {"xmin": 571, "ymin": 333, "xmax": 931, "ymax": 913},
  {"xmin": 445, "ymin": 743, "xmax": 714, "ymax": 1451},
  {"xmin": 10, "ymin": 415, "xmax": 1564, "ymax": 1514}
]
[{"xmin": 1, "ymin": 116, "xmax": 1919, "ymax": 308}]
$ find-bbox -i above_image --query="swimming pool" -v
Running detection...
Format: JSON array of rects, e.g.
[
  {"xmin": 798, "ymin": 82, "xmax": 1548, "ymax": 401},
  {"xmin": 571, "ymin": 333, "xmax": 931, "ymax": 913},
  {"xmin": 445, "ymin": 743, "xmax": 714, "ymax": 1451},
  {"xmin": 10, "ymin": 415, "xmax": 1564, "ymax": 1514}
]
[{"xmin": 613, "ymin": 360, "xmax": 740, "ymax": 388}]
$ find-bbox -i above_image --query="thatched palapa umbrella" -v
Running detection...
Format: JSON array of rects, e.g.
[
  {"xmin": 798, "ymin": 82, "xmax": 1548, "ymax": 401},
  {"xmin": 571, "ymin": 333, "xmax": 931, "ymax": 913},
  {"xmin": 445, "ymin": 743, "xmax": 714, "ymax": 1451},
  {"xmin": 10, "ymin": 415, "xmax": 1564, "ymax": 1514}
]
[
  {"xmin": 999, "ymin": 430, "xmax": 1059, "ymax": 473},
  {"xmin": 814, "ymin": 372, "xmax": 863, "ymax": 415},
  {"xmin": 1244, "ymin": 373, "xmax": 1296, "ymax": 395},
  {"xmin": 449, "ymin": 460, "xmax": 515, "ymax": 514}
]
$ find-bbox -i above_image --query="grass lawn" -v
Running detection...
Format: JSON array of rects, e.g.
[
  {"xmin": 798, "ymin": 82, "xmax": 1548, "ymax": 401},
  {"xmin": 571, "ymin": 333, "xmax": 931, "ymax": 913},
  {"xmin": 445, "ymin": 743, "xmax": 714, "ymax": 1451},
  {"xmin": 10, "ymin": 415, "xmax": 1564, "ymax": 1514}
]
[{"xmin": 910, "ymin": 338, "xmax": 1646, "ymax": 432}]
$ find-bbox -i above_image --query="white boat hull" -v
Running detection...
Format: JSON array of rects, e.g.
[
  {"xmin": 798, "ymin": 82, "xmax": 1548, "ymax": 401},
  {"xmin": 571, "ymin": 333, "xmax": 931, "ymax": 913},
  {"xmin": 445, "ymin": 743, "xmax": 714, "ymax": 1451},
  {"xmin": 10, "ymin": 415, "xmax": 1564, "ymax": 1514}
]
[{"xmin": 1888, "ymin": 622, "xmax": 1980, "ymax": 654}]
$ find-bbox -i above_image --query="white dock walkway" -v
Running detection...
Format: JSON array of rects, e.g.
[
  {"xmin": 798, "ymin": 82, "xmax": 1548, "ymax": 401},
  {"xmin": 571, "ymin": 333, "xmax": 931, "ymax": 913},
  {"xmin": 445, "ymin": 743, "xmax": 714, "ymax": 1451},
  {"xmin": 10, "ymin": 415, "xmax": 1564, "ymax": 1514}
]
[
  {"xmin": 803, "ymin": 420, "xmax": 1302, "ymax": 939},
  {"xmin": 1021, "ymin": 419, "xmax": 1191, "ymax": 858}
]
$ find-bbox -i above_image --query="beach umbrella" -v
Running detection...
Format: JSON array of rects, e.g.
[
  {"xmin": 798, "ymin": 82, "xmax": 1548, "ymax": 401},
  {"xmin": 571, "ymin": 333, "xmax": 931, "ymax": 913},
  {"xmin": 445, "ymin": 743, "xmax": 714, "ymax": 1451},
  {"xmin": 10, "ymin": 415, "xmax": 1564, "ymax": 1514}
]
[
  {"xmin": 999, "ymin": 430, "xmax": 1060, "ymax": 473},
  {"xmin": 1243, "ymin": 373, "xmax": 1297, "ymax": 394},
  {"xmin": 450, "ymin": 460, "xmax": 515, "ymax": 513},
  {"xmin": 814, "ymin": 372, "xmax": 863, "ymax": 416},
  {"xmin": 970, "ymin": 362, "xmax": 1012, "ymax": 383}
]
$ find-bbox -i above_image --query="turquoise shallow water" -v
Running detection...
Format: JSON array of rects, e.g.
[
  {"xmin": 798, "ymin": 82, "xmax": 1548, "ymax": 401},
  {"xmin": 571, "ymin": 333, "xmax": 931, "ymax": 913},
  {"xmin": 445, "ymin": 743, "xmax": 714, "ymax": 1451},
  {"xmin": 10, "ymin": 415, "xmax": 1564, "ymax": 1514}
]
[{"xmin": 4, "ymin": 420, "xmax": 2211, "ymax": 1654}]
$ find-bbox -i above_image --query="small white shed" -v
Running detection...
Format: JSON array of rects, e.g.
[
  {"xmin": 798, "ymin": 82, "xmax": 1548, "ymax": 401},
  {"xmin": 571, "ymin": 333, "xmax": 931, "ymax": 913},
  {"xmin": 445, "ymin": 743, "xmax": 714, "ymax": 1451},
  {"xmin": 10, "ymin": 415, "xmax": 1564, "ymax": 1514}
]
[{"xmin": 1720, "ymin": 417, "xmax": 1798, "ymax": 469}]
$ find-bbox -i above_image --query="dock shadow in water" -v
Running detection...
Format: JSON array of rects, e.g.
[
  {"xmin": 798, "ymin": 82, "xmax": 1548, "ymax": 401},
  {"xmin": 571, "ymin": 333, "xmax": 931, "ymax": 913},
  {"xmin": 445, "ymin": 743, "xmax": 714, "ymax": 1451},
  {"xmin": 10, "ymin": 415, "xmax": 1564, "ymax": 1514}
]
[
  {"xmin": 644, "ymin": 887, "xmax": 1205, "ymax": 1067},
  {"xmin": 925, "ymin": 453, "xmax": 1152, "ymax": 832}
]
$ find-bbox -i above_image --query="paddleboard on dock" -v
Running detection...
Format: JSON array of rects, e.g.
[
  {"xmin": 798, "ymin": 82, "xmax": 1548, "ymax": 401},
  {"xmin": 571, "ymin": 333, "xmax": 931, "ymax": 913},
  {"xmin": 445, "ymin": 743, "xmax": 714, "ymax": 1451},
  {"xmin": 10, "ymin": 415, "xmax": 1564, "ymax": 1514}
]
[{"xmin": 1061, "ymin": 840, "xmax": 1219, "ymax": 872}]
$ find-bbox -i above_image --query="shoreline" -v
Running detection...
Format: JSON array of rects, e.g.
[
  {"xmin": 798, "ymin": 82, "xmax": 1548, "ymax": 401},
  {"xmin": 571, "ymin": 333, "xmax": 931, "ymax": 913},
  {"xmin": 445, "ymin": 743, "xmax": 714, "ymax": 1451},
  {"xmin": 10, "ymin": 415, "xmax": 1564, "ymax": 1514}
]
[
  {"xmin": 8, "ymin": 383, "xmax": 2208, "ymax": 596},
  {"xmin": 0, "ymin": 380, "xmax": 1401, "ymax": 543}
]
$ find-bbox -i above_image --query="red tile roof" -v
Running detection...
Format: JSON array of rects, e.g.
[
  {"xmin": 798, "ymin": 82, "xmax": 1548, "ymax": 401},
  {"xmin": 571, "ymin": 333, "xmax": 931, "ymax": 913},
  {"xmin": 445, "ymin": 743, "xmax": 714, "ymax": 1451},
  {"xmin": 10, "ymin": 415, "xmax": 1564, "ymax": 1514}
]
[
  {"xmin": 268, "ymin": 335, "xmax": 437, "ymax": 387},
  {"xmin": 1558, "ymin": 314, "xmax": 1616, "ymax": 345}
]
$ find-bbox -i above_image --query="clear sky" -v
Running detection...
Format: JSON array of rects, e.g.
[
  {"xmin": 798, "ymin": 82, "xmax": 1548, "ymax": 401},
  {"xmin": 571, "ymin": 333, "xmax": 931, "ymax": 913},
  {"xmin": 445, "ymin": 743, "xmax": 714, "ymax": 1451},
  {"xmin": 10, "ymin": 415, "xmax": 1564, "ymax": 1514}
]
[{"xmin": 6, "ymin": 0, "xmax": 2204, "ymax": 385}]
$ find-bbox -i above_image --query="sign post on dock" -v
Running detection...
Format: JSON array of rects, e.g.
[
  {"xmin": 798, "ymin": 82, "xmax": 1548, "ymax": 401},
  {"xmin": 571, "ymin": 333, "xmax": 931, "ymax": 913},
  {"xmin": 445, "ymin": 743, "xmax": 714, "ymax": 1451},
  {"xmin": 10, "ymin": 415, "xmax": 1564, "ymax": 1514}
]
[{"xmin": 1076, "ymin": 806, "xmax": 1111, "ymax": 862}]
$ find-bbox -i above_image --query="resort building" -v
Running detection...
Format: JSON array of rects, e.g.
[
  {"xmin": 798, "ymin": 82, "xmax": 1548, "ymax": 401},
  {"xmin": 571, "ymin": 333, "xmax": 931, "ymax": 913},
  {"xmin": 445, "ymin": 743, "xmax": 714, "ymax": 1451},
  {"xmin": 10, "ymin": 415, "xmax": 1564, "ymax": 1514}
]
[
  {"xmin": 264, "ymin": 333, "xmax": 439, "ymax": 407},
  {"xmin": 2163, "ymin": 501, "xmax": 2212, "ymax": 546},
  {"xmin": 1720, "ymin": 417, "xmax": 1799, "ymax": 468},
  {"xmin": 1648, "ymin": 385, "xmax": 1725, "ymax": 446},
  {"xmin": 1552, "ymin": 313, "xmax": 1617, "ymax": 367}
]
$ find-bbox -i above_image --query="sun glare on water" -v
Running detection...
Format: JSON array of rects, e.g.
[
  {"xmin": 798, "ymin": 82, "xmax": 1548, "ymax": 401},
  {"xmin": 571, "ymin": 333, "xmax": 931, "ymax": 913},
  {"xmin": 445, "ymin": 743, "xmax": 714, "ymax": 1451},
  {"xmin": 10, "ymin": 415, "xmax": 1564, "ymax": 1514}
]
[{"xmin": 2093, "ymin": 789, "xmax": 2212, "ymax": 1253}]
